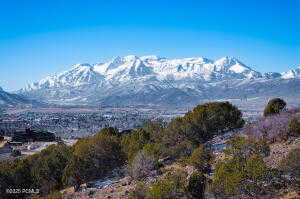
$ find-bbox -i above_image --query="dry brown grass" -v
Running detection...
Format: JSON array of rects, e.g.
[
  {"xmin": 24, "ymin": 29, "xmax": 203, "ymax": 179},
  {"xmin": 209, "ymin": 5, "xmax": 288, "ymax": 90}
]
[{"xmin": 283, "ymin": 190, "xmax": 300, "ymax": 199}]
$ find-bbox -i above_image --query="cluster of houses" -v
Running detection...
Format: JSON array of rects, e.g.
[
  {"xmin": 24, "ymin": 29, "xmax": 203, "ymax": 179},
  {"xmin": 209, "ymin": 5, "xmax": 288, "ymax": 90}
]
[
  {"xmin": 0, "ymin": 129, "xmax": 56, "ymax": 160},
  {"xmin": 10, "ymin": 128, "xmax": 56, "ymax": 144}
]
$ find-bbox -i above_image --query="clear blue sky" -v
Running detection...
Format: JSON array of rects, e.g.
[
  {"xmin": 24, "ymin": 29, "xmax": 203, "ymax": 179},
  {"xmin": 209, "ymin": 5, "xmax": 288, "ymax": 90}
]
[{"xmin": 0, "ymin": 0, "xmax": 299, "ymax": 91}]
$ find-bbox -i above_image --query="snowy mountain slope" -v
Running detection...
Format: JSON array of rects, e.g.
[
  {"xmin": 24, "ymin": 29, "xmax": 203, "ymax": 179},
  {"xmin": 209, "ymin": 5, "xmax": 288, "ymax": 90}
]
[
  {"xmin": 282, "ymin": 66, "xmax": 300, "ymax": 79},
  {"xmin": 263, "ymin": 72, "xmax": 282, "ymax": 79},
  {"xmin": 26, "ymin": 63, "xmax": 105, "ymax": 90},
  {"xmin": 19, "ymin": 56, "xmax": 300, "ymax": 107},
  {"xmin": 0, "ymin": 87, "xmax": 43, "ymax": 108},
  {"xmin": 23, "ymin": 55, "xmax": 261, "ymax": 91}
]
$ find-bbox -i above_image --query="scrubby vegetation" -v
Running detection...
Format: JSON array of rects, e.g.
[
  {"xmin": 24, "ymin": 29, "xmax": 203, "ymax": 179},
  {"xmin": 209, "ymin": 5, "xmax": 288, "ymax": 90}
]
[
  {"xmin": 129, "ymin": 169, "xmax": 207, "ymax": 199},
  {"xmin": 186, "ymin": 171, "xmax": 206, "ymax": 199},
  {"xmin": 129, "ymin": 183, "xmax": 149, "ymax": 199},
  {"xmin": 288, "ymin": 117, "xmax": 300, "ymax": 136},
  {"xmin": 126, "ymin": 100, "xmax": 298, "ymax": 199},
  {"xmin": 0, "ymin": 144, "xmax": 71, "ymax": 199},
  {"xmin": 161, "ymin": 102, "xmax": 244, "ymax": 154},
  {"xmin": 150, "ymin": 169, "xmax": 188, "ymax": 198},
  {"xmin": 122, "ymin": 102, "xmax": 244, "ymax": 163},
  {"xmin": 244, "ymin": 106, "xmax": 300, "ymax": 142},
  {"xmin": 122, "ymin": 128, "xmax": 152, "ymax": 163},
  {"xmin": 279, "ymin": 148, "xmax": 300, "ymax": 179},
  {"xmin": 0, "ymin": 128, "xmax": 125, "ymax": 199},
  {"xmin": 128, "ymin": 150, "xmax": 158, "ymax": 180},
  {"xmin": 188, "ymin": 145, "xmax": 213, "ymax": 174},
  {"xmin": 64, "ymin": 131, "xmax": 125, "ymax": 191},
  {"xmin": 223, "ymin": 136, "xmax": 270, "ymax": 159},
  {"xmin": 212, "ymin": 137, "xmax": 282, "ymax": 197},
  {"xmin": 1, "ymin": 100, "xmax": 299, "ymax": 199}
]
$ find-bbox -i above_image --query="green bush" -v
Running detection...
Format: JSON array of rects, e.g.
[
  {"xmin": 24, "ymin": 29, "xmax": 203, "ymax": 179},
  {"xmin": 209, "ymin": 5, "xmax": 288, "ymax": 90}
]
[
  {"xmin": 121, "ymin": 102, "xmax": 244, "ymax": 163},
  {"xmin": 121, "ymin": 128, "xmax": 151, "ymax": 163},
  {"xmin": 150, "ymin": 169, "xmax": 188, "ymax": 199},
  {"xmin": 64, "ymin": 133, "xmax": 125, "ymax": 191},
  {"xmin": 142, "ymin": 143, "xmax": 162, "ymax": 160},
  {"xmin": 0, "ymin": 162, "xmax": 15, "ymax": 199},
  {"xmin": 224, "ymin": 136, "xmax": 270, "ymax": 160},
  {"xmin": 263, "ymin": 98, "xmax": 286, "ymax": 117},
  {"xmin": 141, "ymin": 120, "xmax": 166, "ymax": 136},
  {"xmin": 188, "ymin": 145, "xmax": 213, "ymax": 174},
  {"xmin": 0, "ymin": 144, "xmax": 71, "ymax": 198},
  {"xmin": 288, "ymin": 117, "xmax": 300, "ymax": 137},
  {"xmin": 13, "ymin": 158, "xmax": 35, "ymax": 194},
  {"xmin": 0, "ymin": 127, "xmax": 126, "ymax": 198},
  {"xmin": 279, "ymin": 148, "xmax": 300, "ymax": 178},
  {"xmin": 212, "ymin": 137, "xmax": 282, "ymax": 197},
  {"xmin": 99, "ymin": 127, "xmax": 119, "ymax": 137},
  {"xmin": 30, "ymin": 144, "xmax": 72, "ymax": 196},
  {"xmin": 186, "ymin": 171, "xmax": 206, "ymax": 199},
  {"xmin": 185, "ymin": 101, "xmax": 244, "ymax": 137},
  {"xmin": 157, "ymin": 102, "xmax": 244, "ymax": 160},
  {"xmin": 62, "ymin": 155, "xmax": 86, "ymax": 192},
  {"xmin": 213, "ymin": 155, "xmax": 271, "ymax": 197},
  {"xmin": 129, "ymin": 170, "xmax": 206, "ymax": 199},
  {"xmin": 159, "ymin": 118, "xmax": 196, "ymax": 159}
]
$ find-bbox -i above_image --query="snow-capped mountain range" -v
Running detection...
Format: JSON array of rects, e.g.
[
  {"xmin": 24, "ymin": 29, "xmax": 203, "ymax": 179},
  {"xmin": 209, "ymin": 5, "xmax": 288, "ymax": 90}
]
[
  {"xmin": 281, "ymin": 66, "xmax": 300, "ymax": 79},
  {"xmin": 24, "ymin": 56, "xmax": 262, "ymax": 90},
  {"xmin": 19, "ymin": 56, "xmax": 300, "ymax": 107}
]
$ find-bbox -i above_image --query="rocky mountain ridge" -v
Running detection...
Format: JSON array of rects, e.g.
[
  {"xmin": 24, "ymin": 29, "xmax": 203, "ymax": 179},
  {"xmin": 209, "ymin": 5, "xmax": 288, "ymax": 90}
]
[
  {"xmin": 0, "ymin": 87, "xmax": 42, "ymax": 108},
  {"xmin": 18, "ymin": 55, "xmax": 300, "ymax": 107}
]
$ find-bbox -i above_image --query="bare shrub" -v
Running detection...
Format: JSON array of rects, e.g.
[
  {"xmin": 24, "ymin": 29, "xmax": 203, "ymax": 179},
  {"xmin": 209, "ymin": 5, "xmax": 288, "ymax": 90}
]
[
  {"xmin": 129, "ymin": 150, "xmax": 157, "ymax": 180},
  {"xmin": 244, "ymin": 108, "xmax": 300, "ymax": 142}
]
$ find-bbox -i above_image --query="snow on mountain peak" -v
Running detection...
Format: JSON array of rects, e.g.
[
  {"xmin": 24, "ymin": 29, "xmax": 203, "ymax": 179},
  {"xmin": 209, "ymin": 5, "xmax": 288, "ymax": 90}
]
[
  {"xmin": 213, "ymin": 56, "xmax": 261, "ymax": 78},
  {"xmin": 282, "ymin": 66, "xmax": 300, "ymax": 79},
  {"xmin": 19, "ymin": 55, "xmax": 300, "ymax": 107},
  {"xmin": 214, "ymin": 56, "xmax": 245, "ymax": 70},
  {"xmin": 122, "ymin": 55, "xmax": 139, "ymax": 61},
  {"xmin": 140, "ymin": 55, "xmax": 166, "ymax": 61},
  {"xmin": 24, "ymin": 55, "xmax": 265, "ymax": 91}
]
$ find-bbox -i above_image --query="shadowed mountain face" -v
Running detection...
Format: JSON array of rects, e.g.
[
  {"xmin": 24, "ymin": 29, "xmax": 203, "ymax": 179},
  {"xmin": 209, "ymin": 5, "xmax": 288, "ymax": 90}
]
[
  {"xmin": 0, "ymin": 87, "xmax": 43, "ymax": 108},
  {"xmin": 18, "ymin": 56, "xmax": 300, "ymax": 107}
]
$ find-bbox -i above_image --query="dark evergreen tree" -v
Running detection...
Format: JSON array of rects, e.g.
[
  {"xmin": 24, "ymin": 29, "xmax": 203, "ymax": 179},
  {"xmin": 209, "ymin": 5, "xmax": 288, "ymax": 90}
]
[
  {"xmin": 187, "ymin": 172, "xmax": 206, "ymax": 199},
  {"xmin": 263, "ymin": 98, "xmax": 286, "ymax": 116}
]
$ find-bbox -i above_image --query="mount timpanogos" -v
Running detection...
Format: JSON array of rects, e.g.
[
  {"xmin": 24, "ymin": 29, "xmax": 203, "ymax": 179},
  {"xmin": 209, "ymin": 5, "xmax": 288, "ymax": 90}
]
[{"xmin": 13, "ymin": 55, "xmax": 300, "ymax": 107}]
